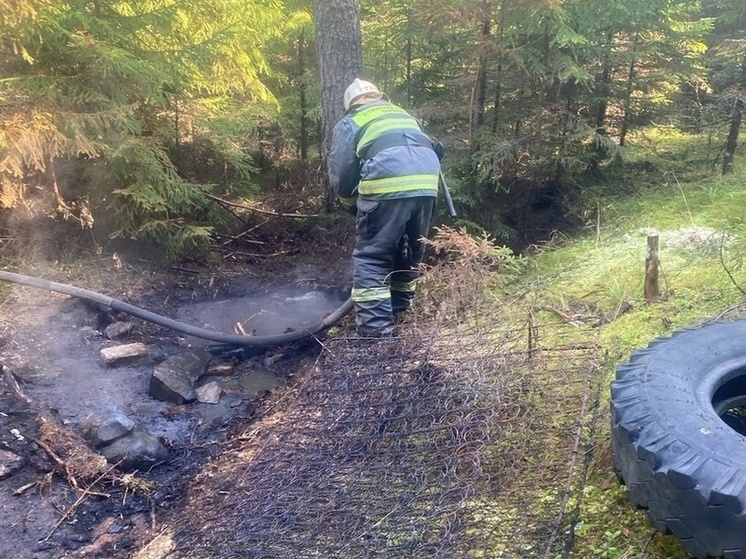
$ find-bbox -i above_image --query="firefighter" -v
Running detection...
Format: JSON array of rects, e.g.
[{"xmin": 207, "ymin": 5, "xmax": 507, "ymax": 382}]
[{"xmin": 328, "ymin": 79, "xmax": 441, "ymax": 337}]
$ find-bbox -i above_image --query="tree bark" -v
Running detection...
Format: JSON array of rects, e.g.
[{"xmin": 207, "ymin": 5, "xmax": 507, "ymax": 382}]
[
  {"xmin": 594, "ymin": 31, "xmax": 614, "ymax": 136},
  {"xmin": 405, "ymin": 36, "xmax": 412, "ymax": 107},
  {"xmin": 619, "ymin": 34, "xmax": 639, "ymax": 148},
  {"xmin": 298, "ymin": 33, "xmax": 309, "ymax": 162},
  {"xmin": 722, "ymin": 102, "xmax": 743, "ymax": 175},
  {"xmin": 722, "ymin": 55, "xmax": 746, "ymax": 175},
  {"xmin": 490, "ymin": 0, "xmax": 507, "ymax": 133},
  {"xmin": 313, "ymin": 0, "xmax": 362, "ymax": 210},
  {"xmin": 469, "ymin": 2, "xmax": 491, "ymax": 151}
]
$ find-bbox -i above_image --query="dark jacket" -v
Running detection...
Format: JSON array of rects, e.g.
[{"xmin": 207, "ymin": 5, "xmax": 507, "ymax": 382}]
[{"xmin": 328, "ymin": 101, "xmax": 440, "ymax": 210}]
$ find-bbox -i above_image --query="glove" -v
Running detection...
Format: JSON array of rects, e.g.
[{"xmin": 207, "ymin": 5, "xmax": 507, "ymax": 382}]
[{"xmin": 433, "ymin": 142, "xmax": 445, "ymax": 161}]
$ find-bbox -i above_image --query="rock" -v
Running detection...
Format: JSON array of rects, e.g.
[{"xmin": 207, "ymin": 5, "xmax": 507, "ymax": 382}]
[
  {"xmin": 80, "ymin": 404, "xmax": 135, "ymax": 447},
  {"xmin": 196, "ymin": 382, "xmax": 222, "ymax": 404},
  {"xmin": 99, "ymin": 428, "xmax": 168, "ymax": 471},
  {"xmin": 0, "ymin": 449, "xmax": 24, "ymax": 480},
  {"xmin": 78, "ymin": 405, "xmax": 167, "ymax": 471},
  {"xmin": 104, "ymin": 321, "xmax": 135, "ymax": 340},
  {"xmin": 148, "ymin": 350, "xmax": 211, "ymax": 404},
  {"xmin": 99, "ymin": 343, "xmax": 149, "ymax": 367}
]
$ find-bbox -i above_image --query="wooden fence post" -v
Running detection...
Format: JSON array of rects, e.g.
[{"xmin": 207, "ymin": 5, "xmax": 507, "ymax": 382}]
[{"xmin": 644, "ymin": 233, "xmax": 659, "ymax": 302}]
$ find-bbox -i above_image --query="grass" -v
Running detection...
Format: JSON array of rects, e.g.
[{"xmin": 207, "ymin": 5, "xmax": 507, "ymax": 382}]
[{"xmin": 489, "ymin": 135, "xmax": 746, "ymax": 558}]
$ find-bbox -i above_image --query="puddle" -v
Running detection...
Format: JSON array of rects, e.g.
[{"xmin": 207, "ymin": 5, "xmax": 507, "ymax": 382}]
[
  {"xmin": 241, "ymin": 366, "xmax": 282, "ymax": 398},
  {"xmin": 177, "ymin": 286, "xmax": 346, "ymax": 340}
]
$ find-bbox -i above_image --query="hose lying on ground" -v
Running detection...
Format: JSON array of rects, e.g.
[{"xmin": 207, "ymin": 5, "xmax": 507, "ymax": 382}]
[{"xmin": 0, "ymin": 270, "xmax": 353, "ymax": 348}]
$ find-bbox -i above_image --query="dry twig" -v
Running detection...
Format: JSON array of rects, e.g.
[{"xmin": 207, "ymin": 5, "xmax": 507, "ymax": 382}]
[
  {"xmin": 2, "ymin": 364, "xmax": 33, "ymax": 407},
  {"xmin": 205, "ymin": 193, "xmax": 319, "ymax": 218},
  {"xmin": 41, "ymin": 463, "xmax": 116, "ymax": 542}
]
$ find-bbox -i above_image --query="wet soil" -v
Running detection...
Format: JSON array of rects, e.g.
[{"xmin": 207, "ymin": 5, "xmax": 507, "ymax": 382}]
[{"xmin": 0, "ymin": 249, "xmax": 353, "ymax": 559}]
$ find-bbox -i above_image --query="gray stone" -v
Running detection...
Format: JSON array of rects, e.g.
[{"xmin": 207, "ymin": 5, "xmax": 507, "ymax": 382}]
[
  {"xmin": 99, "ymin": 427, "xmax": 168, "ymax": 471},
  {"xmin": 99, "ymin": 343, "xmax": 149, "ymax": 367},
  {"xmin": 104, "ymin": 321, "xmax": 135, "ymax": 340},
  {"xmin": 80, "ymin": 404, "xmax": 136, "ymax": 447},
  {"xmin": 196, "ymin": 381, "xmax": 222, "ymax": 404},
  {"xmin": 148, "ymin": 350, "xmax": 211, "ymax": 404},
  {"xmin": 0, "ymin": 449, "xmax": 23, "ymax": 480}
]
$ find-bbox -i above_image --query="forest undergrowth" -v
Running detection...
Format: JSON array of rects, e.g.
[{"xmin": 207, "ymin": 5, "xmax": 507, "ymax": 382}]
[
  {"xmin": 3, "ymin": 129, "xmax": 746, "ymax": 558},
  {"xmin": 479, "ymin": 132, "xmax": 746, "ymax": 558},
  {"xmin": 157, "ymin": 137, "xmax": 746, "ymax": 558}
]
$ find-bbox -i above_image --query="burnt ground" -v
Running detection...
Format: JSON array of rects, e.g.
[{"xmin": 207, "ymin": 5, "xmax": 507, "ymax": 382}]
[
  {"xmin": 0, "ymin": 211, "xmax": 610, "ymax": 559},
  {"xmin": 0, "ymin": 235, "xmax": 355, "ymax": 559}
]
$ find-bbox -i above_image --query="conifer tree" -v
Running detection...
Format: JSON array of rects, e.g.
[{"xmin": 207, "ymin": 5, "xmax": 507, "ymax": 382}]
[{"xmin": 0, "ymin": 0, "xmax": 283, "ymax": 256}]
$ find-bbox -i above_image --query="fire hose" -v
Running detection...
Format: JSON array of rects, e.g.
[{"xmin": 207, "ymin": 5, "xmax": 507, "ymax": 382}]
[{"xmin": 0, "ymin": 270, "xmax": 353, "ymax": 349}]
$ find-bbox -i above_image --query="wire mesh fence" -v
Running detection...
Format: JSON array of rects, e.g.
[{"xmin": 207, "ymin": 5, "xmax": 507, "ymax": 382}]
[{"xmin": 172, "ymin": 315, "xmax": 604, "ymax": 559}]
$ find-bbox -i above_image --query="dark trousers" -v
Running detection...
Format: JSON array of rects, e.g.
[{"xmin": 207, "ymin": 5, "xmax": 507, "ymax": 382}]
[{"xmin": 352, "ymin": 196, "xmax": 435, "ymax": 335}]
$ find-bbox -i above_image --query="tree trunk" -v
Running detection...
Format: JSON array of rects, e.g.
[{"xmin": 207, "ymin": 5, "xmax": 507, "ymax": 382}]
[
  {"xmin": 532, "ymin": 22, "xmax": 550, "ymax": 142},
  {"xmin": 722, "ymin": 103, "xmax": 743, "ymax": 175},
  {"xmin": 490, "ymin": 0, "xmax": 506, "ymax": 134},
  {"xmin": 594, "ymin": 31, "xmax": 614, "ymax": 136},
  {"xmin": 405, "ymin": 37, "xmax": 412, "ymax": 107},
  {"xmin": 313, "ymin": 0, "xmax": 362, "ymax": 210},
  {"xmin": 722, "ymin": 55, "xmax": 746, "ymax": 175},
  {"xmin": 469, "ymin": 4, "xmax": 491, "ymax": 151},
  {"xmin": 298, "ymin": 33, "xmax": 309, "ymax": 162},
  {"xmin": 491, "ymin": 63, "xmax": 502, "ymax": 134},
  {"xmin": 619, "ymin": 34, "xmax": 639, "ymax": 148}
]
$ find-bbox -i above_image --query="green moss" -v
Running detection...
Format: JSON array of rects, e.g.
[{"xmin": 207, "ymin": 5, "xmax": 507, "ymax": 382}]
[{"xmin": 488, "ymin": 139, "xmax": 746, "ymax": 558}]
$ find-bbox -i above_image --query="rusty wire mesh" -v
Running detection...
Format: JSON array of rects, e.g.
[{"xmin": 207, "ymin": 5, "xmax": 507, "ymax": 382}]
[{"xmin": 170, "ymin": 312, "xmax": 604, "ymax": 559}]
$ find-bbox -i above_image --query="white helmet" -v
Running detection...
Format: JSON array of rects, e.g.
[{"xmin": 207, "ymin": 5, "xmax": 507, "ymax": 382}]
[{"xmin": 343, "ymin": 78, "xmax": 383, "ymax": 110}]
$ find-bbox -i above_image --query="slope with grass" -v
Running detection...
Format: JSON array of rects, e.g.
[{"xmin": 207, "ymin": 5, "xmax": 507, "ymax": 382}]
[{"xmin": 500, "ymin": 133, "xmax": 746, "ymax": 558}]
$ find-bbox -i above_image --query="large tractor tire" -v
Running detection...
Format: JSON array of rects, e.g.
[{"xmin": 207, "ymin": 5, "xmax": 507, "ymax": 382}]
[{"xmin": 611, "ymin": 319, "xmax": 746, "ymax": 558}]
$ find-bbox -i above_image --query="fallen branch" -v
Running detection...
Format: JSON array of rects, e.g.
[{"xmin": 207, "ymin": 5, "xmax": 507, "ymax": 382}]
[
  {"xmin": 30, "ymin": 420, "xmax": 110, "ymax": 498},
  {"xmin": 13, "ymin": 481, "xmax": 38, "ymax": 496},
  {"xmin": 2, "ymin": 364, "xmax": 33, "ymax": 407},
  {"xmin": 593, "ymin": 301, "xmax": 633, "ymax": 327},
  {"xmin": 222, "ymin": 248, "xmax": 300, "ymax": 259},
  {"xmin": 205, "ymin": 193, "xmax": 319, "ymax": 218},
  {"xmin": 220, "ymin": 218, "xmax": 273, "ymax": 245},
  {"xmin": 41, "ymin": 463, "xmax": 116, "ymax": 542},
  {"xmin": 538, "ymin": 306, "xmax": 574, "ymax": 322}
]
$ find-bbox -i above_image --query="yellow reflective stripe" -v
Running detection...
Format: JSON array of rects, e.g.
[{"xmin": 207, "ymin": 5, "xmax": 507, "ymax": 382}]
[
  {"xmin": 359, "ymin": 174, "xmax": 439, "ymax": 196},
  {"xmin": 351, "ymin": 104, "xmax": 410, "ymax": 126},
  {"xmin": 351, "ymin": 104, "xmax": 421, "ymax": 155},
  {"xmin": 390, "ymin": 280, "xmax": 416, "ymax": 293},
  {"xmin": 357, "ymin": 116, "xmax": 420, "ymax": 152},
  {"xmin": 338, "ymin": 195, "xmax": 357, "ymax": 208},
  {"xmin": 351, "ymin": 286, "xmax": 390, "ymax": 302}
]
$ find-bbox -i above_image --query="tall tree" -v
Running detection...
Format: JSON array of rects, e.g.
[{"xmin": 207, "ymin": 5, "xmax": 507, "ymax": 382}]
[
  {"xmin": 361, "ymin": 0, "xmax": 427, "ymax": 107},
  {"xmin": 0, "ymin": 0, "xmax": 284, "ymax": 255},
  {"xmin": 313, "ymin": 0, "xmax": 362, "ymax": 209},
  {"xmin": 266, "ymin": 5, "xmax": 318, "ymax": 162},
  {"xmin": 704, "ymin": 0, "xmax": 746, "ymax": 174}
]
